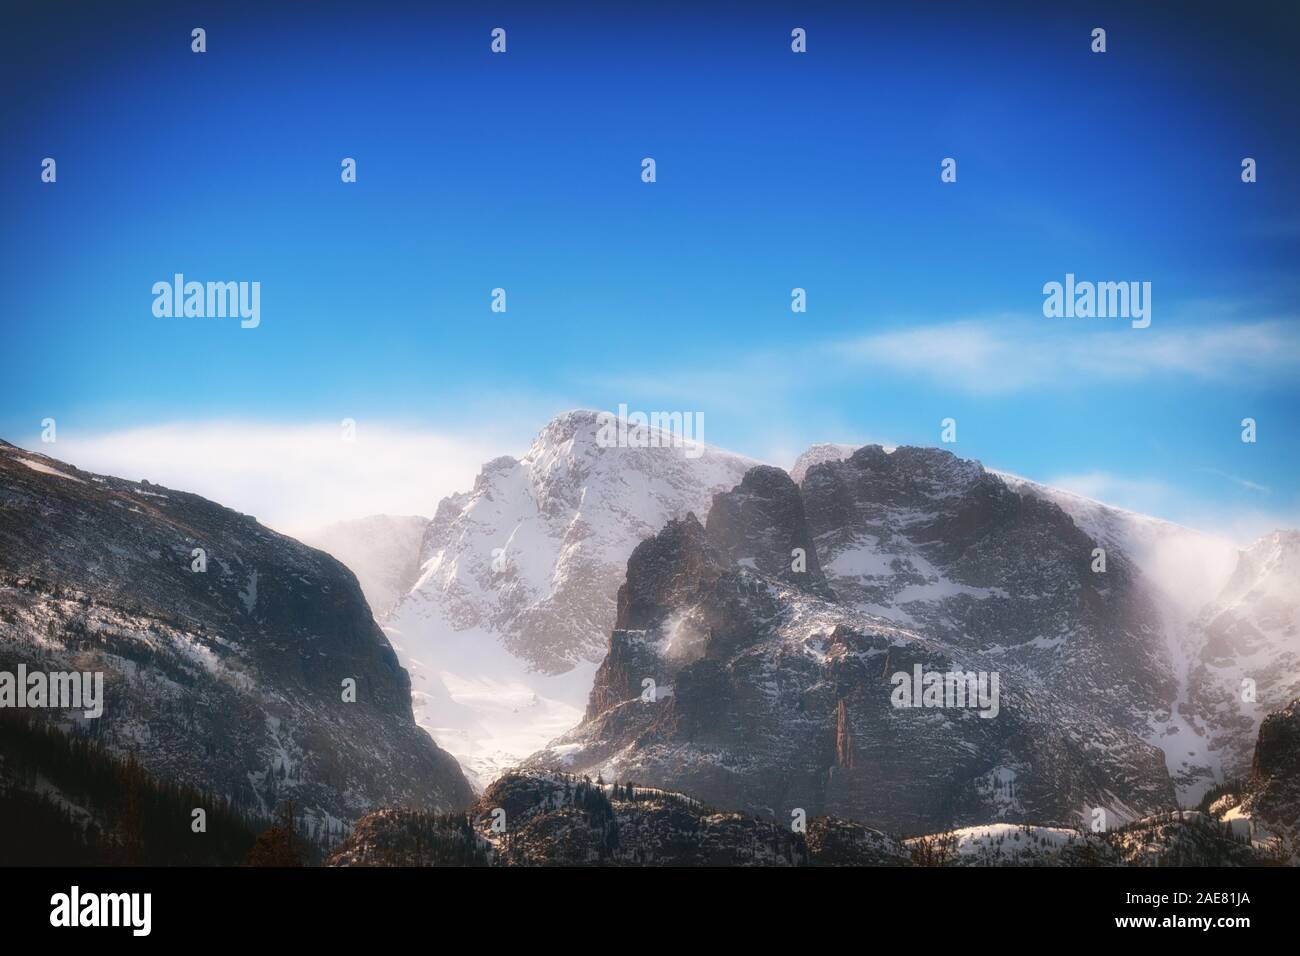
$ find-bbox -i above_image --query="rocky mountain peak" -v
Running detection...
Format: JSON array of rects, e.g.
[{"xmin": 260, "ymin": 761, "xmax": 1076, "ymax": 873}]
[
  {"xmin": 378, "ymin": 412, "xmax": 760, "ymax": 784},
  {"xmin": 1225, "ymin": 530, "xmax": 1300, "ymax": 602},
  {"xmin": 840, "ymin": 444, "xmax": 988, "ymax": 499},
  {"xmin": 530, "ymin": 441, "xmax": 1181, "ymax": 834},
  {"xmin": 704, "ymin": 465, "xmax": 833, "ymax": 597},
  {"xmin": 1252, "ymin": 697, "xmax": 1300, "ymax": 783},
  {"xmin": 789, "ymin": 442, "xmax": 859, "ymax": 484},
  {"xmin": 0, "ymin": 441, "xmax": 474, "ymax": 825},
  {"xmin": 1238, "ymin": 697, "xmax": 1300, "ymax": 850},
  {"xmin": 614, "ymin": 513, "xmax": 721, "ymax": 632}
]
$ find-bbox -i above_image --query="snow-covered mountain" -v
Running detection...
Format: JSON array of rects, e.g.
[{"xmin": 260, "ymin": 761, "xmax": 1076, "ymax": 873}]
[
  {"xmin": 1183, "ymin": 533, "xmax": 1300, "ymax": 783},
  {"xmin": 0, "ymin": 440, "xmax": 473, "ymax": 828},
  {"xmin": 530, "ymin": 450, "xmax": 1178, "ymax": 832},
  {"xmin": 300, "ymin": 515, "xmax": 429, "ymax": 618},
  {"xmin": 381, "ymin": 410, "xmax": 760, "ymax": 787},
  {"xmin": 993, "ymin": 474, "xmax": 1300, "ymax": 799},
  {"xmin": 7, "ymin": 413, "xmax": 1290, "ymax": 846},
  {"xmin": 773, "ymin": 442, "xmax": 1270, "ymax": 803},
  {"xmin": 303, "ymin": 420, "xmax": 1293, "ymax": 814},
  {"xmin": 795, "ymin": 444, "xmax": 1238, "ymax": 603},
  {"xmin": 993, "ymin": 471, "xmax": 1240, "ymax": 614},
  {"xmin": 790, "ymin": 443, "xmax": 862, "ymax": 485},
  {"xmin": 527, "ymin": 443, "xmax": 1300, "ymax": 832}
]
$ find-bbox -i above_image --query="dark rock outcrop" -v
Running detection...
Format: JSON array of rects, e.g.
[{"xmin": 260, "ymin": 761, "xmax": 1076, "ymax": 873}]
[
  {"xmin": 529, "ymin": 453, "xmax": 1176, "ymax": 835},
  {"xmin": 331, "ymin": 772, "xmax": 1277, "ymax": 867},
  {"xmin": 1241, "ymin": 698, "xmax": 1300, "ymax": 850},
  {"xmin": 331, "ymin": 771, "xmax": 906, "ymax": 866},
  {"xmin": 704, "ymin": 465, "xmax": 833, "ymax": 598},
  {"xmin": 0, "ymin": 440, "xmax": 474, "ymax": 826}
]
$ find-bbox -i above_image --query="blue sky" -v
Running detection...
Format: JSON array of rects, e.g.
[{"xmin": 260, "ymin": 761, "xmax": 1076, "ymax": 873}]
[{"xmin": 2, "ymin": 1, "xmax": 1298, "ymax": 538}]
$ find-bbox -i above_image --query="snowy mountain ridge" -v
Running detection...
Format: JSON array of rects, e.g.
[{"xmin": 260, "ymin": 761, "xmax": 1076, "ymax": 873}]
[
  {"xmin": 379, "ymin": 410, "xmax": 760, "ymax": 786},
  {"xmin": 315, "ymin": 416, "xmax": 1295, "ymax": 808},
  {"xmin": 774, "ymin": 442, "xmax": 1285, "ymax": 802}
]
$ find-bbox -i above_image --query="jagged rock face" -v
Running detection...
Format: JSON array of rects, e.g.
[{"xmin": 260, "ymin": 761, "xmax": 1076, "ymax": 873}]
[
  {"xmin": 704, "ymin": 465, "xmax": 833, "ymax": 598},
  {"xmin": 380, "ymin": 410, "xmax": 759, "ymax": 787},
  {"xmin": 994, "ymin": 470, "xmax": 1289, "ymax": 801},
  {"xmin": 529, "ymin": 452, "xmax": 1177, "ymax": 835},
  {"xmin": 0, "ymin": 441, "xmax": 473, "ymax": 825},
  {"xmin": 366, "ymin": 419, "xmax": 1289, "ymax": 800},
  {"xmin": 389, "ymin": 410, "xmax": 759, "ymax": 674},
  {"xmin": 1253, "ymin": 698, "xmax": 1300, "ymax": 781},
  {"xmin": 1186, "ymin": 534, "xmax": 1300, "ymax": 782},
  {"xmin": 801, "ymin": 445, "xmax": 1175, "ymax": 748},
  {"xmin": 1242, "ymin": 698, "xmax": 1300, "ymax": 848},
  {"xmin": 789, "ymin": 443, "xmax": 859, "ymax": 486},
  {"xmin": 613, "ymin": 514, "xmax": 723, "ymax": 633}
]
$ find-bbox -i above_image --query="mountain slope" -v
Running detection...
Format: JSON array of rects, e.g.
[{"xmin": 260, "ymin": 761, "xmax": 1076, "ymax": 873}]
[
  {"xmin": 0, "ymin": 713, "xmax": 263, "ymax": 865},
  {"xmin": 994, "ymin": 471, "xmax": 1244, "ymax": 798},
  {"xmin": 529, "ymin": 454, "xmax": 1179, "ymax": 834},
  {"xmin": 801, "ymin": 447, "xmax": 1177, "ymax": 786},
  {"xmin": 794, "ymin": 445, "xmax": 1277, "ymax": 802},
  {"xmin": 299, "ymin": 514, "xmax": 429, "ymax": 619},
  {"xmin": 0, "ymin": 440, "xmax": 473, "ymax": 827},
  {"xmin": 1238, "ymin": 696, "xmax": 1300, "ymax": 851},
  {"xmin": 1185, "ymin": 534, "xmax": 1300, "ymax": 784},
  {"xmin": 382, "ymin": 410, "xmax": 760, "ymax": 786}
]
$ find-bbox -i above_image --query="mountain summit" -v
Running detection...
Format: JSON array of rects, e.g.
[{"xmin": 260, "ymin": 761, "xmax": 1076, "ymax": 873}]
[
  {"xmin": 526, "ymin": 443, "xmax": 1299, "ymax": 833},
  {"xmin": 529, "ymin": 445, "xmax": 1182, "ymax": 832},
  {"xmin": 381, "ymin": 410, "xmax": 760, "ymax": 786}
]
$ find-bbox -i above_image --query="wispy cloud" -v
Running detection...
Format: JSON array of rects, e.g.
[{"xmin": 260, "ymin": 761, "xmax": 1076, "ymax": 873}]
[
  {"xmin": 587, "ymin": 316, "xmax": 1300, "ymax": 405},
  {"xmin": 17, "ymin": 414, "xmax": 1298, "ymax": 551},
  {"xmin": 1041, "ymin": 470, "xmax": 1177, "ymax": 517},
  {"xmin": 1173, "ymin": 505, "xmax": 1300, "ymax": 550},
  {"xmin": 1197, "ymin": 467, "xmax": 1272, "ymax": 495},
  {"xmin": 1040, "ymin": 470, "xmax": 1297, "ymax": 547},
  {"xmin": 833, "ymin": 317, "xmax": 1300, "ymax": 394},
  {"xmin": 37, "ymin": 421, "xmax": 507, "ymax": 537}
]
